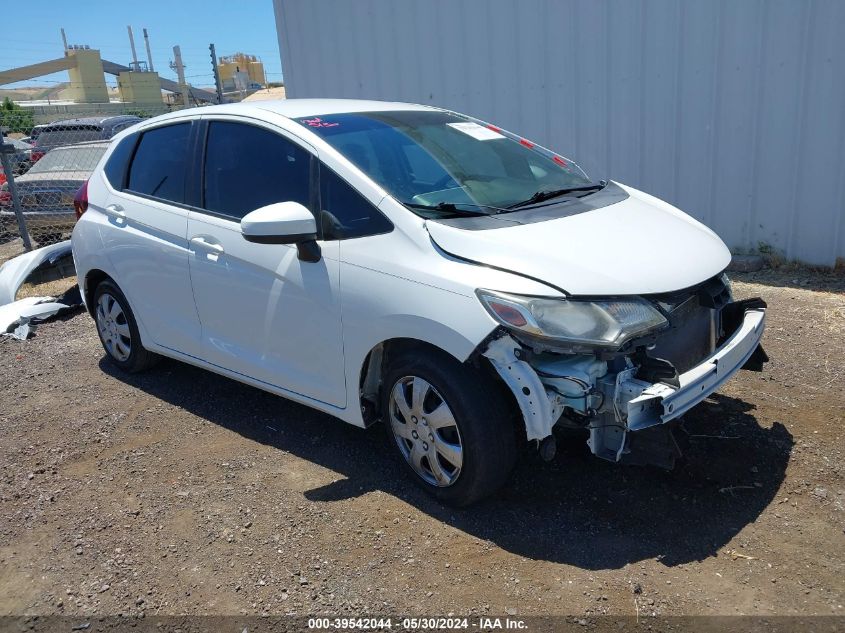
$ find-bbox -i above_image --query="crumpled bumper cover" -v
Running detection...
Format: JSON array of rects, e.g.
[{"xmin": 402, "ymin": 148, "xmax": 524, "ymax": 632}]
[{"xmin": 626, "ymin": 307, "xmax": 766, "ymax": 430}]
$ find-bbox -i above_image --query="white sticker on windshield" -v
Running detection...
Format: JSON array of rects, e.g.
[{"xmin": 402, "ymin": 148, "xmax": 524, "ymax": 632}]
[{"xmin": 447, "ymin": 121, "xmax": 505, "ymax": 141}]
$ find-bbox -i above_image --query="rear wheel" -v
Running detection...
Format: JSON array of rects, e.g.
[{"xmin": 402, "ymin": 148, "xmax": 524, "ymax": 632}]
[
  {"xmin": 382, "ymin": 348, "xmax": 517, "ymax": 506},
  {"xmin": 93, "ymin": 280, "xmax": 159, "ymax": 373}
]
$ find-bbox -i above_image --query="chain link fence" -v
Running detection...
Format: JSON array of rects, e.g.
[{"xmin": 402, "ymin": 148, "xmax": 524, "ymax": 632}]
[{"xmin": 0, "ymin": 103, "xmax": 180, "ymax": 261}]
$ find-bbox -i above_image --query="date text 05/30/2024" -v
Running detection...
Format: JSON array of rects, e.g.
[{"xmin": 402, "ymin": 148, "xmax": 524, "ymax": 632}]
[{"xmin": 307, "ymin": 617, "xmax": 529, "ymax": 630}]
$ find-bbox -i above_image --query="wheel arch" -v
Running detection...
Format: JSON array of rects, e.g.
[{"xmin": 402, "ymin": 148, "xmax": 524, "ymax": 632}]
[
  {"xmin": 83, "ymin": 268, "xmax": 111, "ymax": 317},
  {"xmin": 357, "ymin": 336, "xmax": 523, "ymax": 441}
]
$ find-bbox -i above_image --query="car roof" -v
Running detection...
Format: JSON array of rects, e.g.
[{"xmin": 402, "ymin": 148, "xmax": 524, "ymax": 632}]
[
  {"xmin": 254, "ymin": 99, "xmax": 437, "ymax": 118},
  {"xmin": 145, "ymin": 99, "xmax": 438, "ymax": 125}
]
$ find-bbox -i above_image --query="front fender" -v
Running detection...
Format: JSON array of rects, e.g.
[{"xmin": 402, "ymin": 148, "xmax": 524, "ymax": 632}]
[{"xmin": 337, "ymin": 263, "xmax": 498, "ymax": 427}]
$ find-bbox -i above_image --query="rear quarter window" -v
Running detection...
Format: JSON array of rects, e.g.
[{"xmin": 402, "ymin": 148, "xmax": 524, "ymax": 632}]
[
  {"xmin": 103, "ymin": 134, "xmax": 137, "ymax": 189},
  {"xmin": 127, "ymin": 123, "xmax": 192, "ymax": 204}
]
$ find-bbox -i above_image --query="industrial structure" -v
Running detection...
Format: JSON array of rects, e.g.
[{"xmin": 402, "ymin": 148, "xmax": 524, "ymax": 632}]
[
  {"xmin": 274, "ymin": 0, "xmax": 845, "ymax": 266},
  {"xmin": 0, "ymin": 28, "xmax": 218, "ymax": 106},
  {"xmin": 217, "ymin": 53, "xmax": 266, "ymax": 92}
]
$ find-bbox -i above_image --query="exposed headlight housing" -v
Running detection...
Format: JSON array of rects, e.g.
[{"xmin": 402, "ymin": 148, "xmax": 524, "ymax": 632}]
[
  {"xmin": 477, "ymin": 289, "xmax": 668, "ymax": 349},
  {"xmin": 719, "ymin": 272, "xmax": 734, "ymax": 300}
]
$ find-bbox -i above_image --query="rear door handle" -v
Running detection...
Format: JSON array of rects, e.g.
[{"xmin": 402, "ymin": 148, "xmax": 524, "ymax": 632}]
[
  {"xmin": 190, "ymin": 236, "xmax": 225, "ymax": 255},
  {"xmin": 104, "ymin": 204, "xmax": 126, "ymax": 221}
]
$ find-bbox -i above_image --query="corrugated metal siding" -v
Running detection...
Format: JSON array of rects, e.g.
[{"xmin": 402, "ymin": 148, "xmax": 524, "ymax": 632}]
[{"xmin": 275, "ymin": 0, "xmax": 845, "ymax": 265}]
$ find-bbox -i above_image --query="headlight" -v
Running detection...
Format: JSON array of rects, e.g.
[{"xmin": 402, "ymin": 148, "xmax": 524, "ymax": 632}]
[{"xmin": 476, "ymin": 289, "xmax": 668, "ymax": 349}]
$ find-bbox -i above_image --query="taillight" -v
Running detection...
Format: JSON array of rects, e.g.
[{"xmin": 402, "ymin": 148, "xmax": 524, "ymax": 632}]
[
  {"xmin": 30, "ymin": 150, "xmax": 44, "ymax": 162},
  {"xmin": 74, "ymin": 180, "xmax": 89, "ymax": 219},
  {"xmin": 0, "ymin": 187, "xmax": 10, "ymax": 207}
]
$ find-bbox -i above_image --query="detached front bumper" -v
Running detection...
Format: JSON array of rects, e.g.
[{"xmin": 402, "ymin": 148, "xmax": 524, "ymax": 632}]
[{"xmin": 621, "ymin": 307, "xmax": 766, "ymax": 431}]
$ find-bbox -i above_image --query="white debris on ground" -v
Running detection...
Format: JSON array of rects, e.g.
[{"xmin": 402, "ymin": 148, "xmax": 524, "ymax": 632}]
[{"xmin": 0, "ymin": 240, "xmax": 81, "ymax": 339}]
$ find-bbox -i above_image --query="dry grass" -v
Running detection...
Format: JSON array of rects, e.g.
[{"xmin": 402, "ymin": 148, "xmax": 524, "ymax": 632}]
[
  {"xmin": 0, "ymin": 238, "xmax": 76, "ymax": 301},
  {"xmin": 15, "ymin": 277, "xmax": 77, "ymax": 301},
  {"xmin": 822, "ymin": 304, "xmax": 845, "ymax": 336},
  {"xmin": 0, "ymin": 238, "xmax": 26, "ymax": 268}
]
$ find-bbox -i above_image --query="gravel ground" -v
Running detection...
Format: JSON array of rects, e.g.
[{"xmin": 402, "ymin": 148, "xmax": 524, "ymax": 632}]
[{"xmin": 0, "ymin": 271, "xmax": 843, "ymax": 618}]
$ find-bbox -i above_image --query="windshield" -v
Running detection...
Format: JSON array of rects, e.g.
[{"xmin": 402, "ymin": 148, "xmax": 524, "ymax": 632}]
[
  {"xmin": 29, "ymin": 145, "xmax": 107, "ymax": 173},
  {"xmin": 295, "ymin": 110, "xmax": 594, "ymax": 216}
]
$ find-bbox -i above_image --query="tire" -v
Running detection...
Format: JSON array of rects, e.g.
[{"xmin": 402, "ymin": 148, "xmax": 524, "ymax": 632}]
[
  {"xmin": 93, "ymin": 279, "xmax": 159, "ymax": 373},
  {"xmin": 382, "ymin": 347, "xmax": 517, "ymax": 506}
]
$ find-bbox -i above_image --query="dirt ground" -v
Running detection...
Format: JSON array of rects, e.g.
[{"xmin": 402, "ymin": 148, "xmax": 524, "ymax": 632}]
[{"xmin": 0, "ymin": 269, "xmax": 843, "ymax": 619}]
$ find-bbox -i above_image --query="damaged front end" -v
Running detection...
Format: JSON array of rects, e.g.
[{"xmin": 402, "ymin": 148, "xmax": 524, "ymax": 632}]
[{"xmin": 480, "ymin": 274, "xmax": 767, "ymax": 469}]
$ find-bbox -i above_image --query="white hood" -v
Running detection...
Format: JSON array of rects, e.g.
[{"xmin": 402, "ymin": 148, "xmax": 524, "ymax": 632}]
[{"xmin": 426, "ymin": 183, "xmax": 731, "ymax": 296}]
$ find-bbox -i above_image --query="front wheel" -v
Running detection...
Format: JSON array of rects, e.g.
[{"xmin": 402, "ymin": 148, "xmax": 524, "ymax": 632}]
[{"xmin": 382, "ymin": 348, "xmax": 517, "ymax": 506}]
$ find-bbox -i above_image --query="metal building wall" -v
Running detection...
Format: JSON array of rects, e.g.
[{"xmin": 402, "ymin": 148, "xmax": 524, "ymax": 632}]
[{"xmin": 275, "ymin": 0, "xmax": 845, "ymax": 266}]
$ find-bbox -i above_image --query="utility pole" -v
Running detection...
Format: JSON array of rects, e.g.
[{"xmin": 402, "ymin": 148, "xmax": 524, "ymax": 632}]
[
  {"xmin": 127, "ymin": 26, "xmax": 139, "ymax": 71},
  {"xmin": 0, "ymin": 132, "xmax": 32, "ymax": 250},
  {"xmin": 171, "ymin": 46, "xmax": 190, "ymax": 107},
  {"xmin": 143, "ymin": 28, "xmax": 155, "ymax": 72},
  {"xmin": 210, "ymin": 43, "xmax": 224, "ymax": 104}
]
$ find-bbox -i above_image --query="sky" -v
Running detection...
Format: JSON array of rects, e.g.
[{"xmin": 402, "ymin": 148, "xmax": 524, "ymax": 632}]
[{"xmin": 0, "ymin": 0, "xmax": 284, "ymax": 91}]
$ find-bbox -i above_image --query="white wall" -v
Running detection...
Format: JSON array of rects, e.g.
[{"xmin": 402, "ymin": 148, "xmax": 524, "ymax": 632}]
[{"xmin": 275, "ymin": 0, "xmax": 845, "ymax": 266}]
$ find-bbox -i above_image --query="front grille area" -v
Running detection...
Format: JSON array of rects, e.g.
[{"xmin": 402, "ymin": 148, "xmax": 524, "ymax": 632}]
[
  {"xmin": 647, "ymin": 276, "xmax": 730, "ymax": 374},
  {"xmin": 651, "ymin": 297, "xmax": 715, "ymax": 373}
]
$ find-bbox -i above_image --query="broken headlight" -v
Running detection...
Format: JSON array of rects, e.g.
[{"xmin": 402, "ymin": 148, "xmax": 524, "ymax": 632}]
[{"xmin": 476, "ymin": 290, "xmax": 668, "ymax": 349}]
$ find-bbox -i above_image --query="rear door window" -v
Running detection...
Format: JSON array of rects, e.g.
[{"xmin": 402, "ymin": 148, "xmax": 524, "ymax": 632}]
[
  {"xmin": 202, "ymin": 121, "xmax": 311, "ymax": 220},
  {"xmin": 127, "ymin": 123, "xmax": 191, "ymax": 204}
]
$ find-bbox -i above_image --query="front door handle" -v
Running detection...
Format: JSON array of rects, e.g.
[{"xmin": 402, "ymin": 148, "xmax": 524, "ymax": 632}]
[
  {"xmin": 104, "ymin": 204, "xmax": 126, "ymax": 221},
  {"xmin": 190, "ymin": 236, "xmax": 225, "ymax": 255}
]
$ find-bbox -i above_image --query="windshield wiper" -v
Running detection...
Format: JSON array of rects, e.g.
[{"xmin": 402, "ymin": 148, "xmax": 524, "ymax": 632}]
[
  {"xmin": 404, "ymin": 201, "xmax": 498, "ymax": 217},
  {"xmin": 506, "ymin": 181, "xmax": 607, "ymax": 209}
]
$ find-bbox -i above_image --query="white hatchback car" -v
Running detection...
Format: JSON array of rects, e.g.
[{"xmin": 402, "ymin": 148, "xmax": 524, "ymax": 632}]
[{"xmin": 72, "ymin": 99, "xmax": 767, "ymax": 505}]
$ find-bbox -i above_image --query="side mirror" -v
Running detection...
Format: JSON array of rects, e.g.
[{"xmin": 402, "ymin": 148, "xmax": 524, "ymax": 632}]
[
  {"xmin": 241, "ymin": 201, "xmax": 316, "ymax": 244},
  {"xmin": 241, "ymin": 201, "xmax": 321, "ymax": 262}
]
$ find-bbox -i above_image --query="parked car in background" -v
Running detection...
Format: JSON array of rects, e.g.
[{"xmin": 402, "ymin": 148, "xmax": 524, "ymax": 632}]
[
  {"xmin": 72, "ymin": 100, "xmax": 767, "ymax": 505},
  {"xmin": 1, "ymin": 140, "xmax": 108, "ymax": 244},
  {"xmin": 3, "ymin": 137, "xmax": 34, "ymax": 174},
  {"xmin": 21, "ymin": 124, "xmax": 48, "ymax": 147},
  {"xmin": 30, "ymin": 116, "xmax": 140, "ymax": 162}
]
